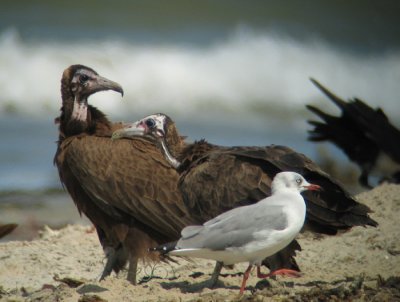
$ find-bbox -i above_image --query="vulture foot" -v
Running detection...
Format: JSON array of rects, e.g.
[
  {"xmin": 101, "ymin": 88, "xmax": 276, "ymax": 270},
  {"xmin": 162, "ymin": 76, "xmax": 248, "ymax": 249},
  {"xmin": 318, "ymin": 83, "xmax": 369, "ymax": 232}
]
[
  {"xmin": 100, "ymin": 249, "xmax": 118, "ymax": 280},
  {"xmin": 100, "ymin": 246, "xmax": 127, "ymax": 281}
]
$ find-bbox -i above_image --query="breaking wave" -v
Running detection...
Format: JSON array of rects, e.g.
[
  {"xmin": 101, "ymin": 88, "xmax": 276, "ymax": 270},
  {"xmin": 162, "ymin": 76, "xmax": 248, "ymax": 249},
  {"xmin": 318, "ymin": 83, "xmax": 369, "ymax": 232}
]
[{"xmin": 0, "ymin": 27, "xmax": 399, "ymax": 122}]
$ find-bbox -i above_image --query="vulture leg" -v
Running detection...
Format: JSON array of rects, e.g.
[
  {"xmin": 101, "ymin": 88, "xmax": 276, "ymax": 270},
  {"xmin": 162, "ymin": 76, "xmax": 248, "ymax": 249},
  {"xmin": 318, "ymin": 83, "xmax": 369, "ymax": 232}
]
[
  {"xmin": 100, "ymin": 245, "xmax": 127, "ymax": 280},
  {"xmin": 127, "ymin": 255, "xmax": 138, "ymax": 285},
  {"xmin": 239, "ymin": 265, "xmax": 253, "ymax": 295},
  {"xmin": 256, "ymin": 266, "xmax": 302, "ymax": 279},
  {"xmin": 207, "ymin": 261, "xmax": 223, "ymax": 288},
  {"xmin": 100, "ymin": 249, "xmax": 117, "ymax": 280}
]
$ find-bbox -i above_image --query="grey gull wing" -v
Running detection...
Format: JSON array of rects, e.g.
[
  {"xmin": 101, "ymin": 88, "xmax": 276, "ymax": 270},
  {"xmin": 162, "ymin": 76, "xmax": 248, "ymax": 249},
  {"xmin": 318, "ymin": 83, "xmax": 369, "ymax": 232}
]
[{"xmin": 177, "ymin": 200, "xmax": 287, "ymax": 251}]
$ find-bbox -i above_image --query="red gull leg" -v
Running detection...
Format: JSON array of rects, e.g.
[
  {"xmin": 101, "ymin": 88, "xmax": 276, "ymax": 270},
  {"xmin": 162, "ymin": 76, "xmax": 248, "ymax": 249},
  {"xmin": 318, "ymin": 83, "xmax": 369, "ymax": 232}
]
[
  {"xmin": 257, "ymin": 266, "xmax": 302, "ymax": 279},
  {"xmin": 239, "ymin": 265, "xmax": 253, "ymax": 295}
]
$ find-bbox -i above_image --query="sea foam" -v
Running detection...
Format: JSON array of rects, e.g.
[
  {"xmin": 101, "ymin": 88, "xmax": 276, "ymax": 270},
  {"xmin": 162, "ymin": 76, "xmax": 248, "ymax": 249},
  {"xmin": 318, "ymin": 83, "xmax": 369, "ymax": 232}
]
[{"xmin": 0, "ymin": 27, "xmax": 399, "ymax": 122}]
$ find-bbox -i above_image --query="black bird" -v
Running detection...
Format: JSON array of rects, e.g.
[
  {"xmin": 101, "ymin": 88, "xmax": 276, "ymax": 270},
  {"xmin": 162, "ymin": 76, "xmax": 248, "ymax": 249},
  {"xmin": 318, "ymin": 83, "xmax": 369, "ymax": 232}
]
[{"xmin": 307, "ymin": 78, "xmax": 400, "ymax": 187}]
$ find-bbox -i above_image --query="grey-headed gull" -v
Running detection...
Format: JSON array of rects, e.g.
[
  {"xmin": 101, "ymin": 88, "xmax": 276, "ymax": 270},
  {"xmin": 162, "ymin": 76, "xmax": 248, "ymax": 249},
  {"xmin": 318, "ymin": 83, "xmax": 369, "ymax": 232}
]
[{"xmin": 151, "ymin": 171, "xmax": 321, "ymax": 294}]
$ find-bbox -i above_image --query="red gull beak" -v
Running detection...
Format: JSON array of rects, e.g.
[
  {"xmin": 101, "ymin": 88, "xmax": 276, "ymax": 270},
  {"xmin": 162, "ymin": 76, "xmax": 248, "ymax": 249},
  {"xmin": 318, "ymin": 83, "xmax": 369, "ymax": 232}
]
[{"xmin": 305, "ymin": 184, "xmax": 322, "ymax": 191}]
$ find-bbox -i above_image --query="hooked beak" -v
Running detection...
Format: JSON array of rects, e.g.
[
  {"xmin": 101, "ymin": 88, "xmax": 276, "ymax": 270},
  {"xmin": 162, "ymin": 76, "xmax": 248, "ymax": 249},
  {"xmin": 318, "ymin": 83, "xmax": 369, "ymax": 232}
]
[
  {"xmin": 91, "ymin": 74, "xmax": 124, "ymax": 97},
  {"xmin": 111, "ymin": 121, "xmax": 147, "ymax": 140},
  {"xmin": 304, "ymin": 184, "xmax": 322, "ymax": 191}
]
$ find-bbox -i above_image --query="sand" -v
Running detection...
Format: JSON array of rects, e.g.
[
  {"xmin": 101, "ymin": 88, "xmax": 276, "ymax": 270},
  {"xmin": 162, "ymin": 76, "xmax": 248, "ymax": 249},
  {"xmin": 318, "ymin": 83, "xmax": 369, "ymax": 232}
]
[{"xmin": 0, "ymin": 184, "xmax": 399, "ymax": 301}]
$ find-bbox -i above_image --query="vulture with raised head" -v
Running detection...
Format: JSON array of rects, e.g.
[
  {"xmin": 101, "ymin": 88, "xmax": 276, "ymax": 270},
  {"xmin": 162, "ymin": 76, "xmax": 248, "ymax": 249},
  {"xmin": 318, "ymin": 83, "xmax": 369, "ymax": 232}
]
[
  {"xmin": 307, "ymin": 78, "xmax": 400, "ymax": 187},
  {"xmin": 54, "ymin": 65, "xmax": 194, "ymax": 284},
  {"xmin": 113, "ymin": 113, "xmax": 378, "ymax": 284}
]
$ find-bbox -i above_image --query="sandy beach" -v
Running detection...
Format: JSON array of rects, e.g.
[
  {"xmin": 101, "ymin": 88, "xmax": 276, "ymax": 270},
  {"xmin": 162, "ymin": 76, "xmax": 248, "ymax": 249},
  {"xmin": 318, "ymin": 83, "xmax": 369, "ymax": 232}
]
[{"xmin": 0, "ymin": 183, "xmax": 399, "ymax": 302}]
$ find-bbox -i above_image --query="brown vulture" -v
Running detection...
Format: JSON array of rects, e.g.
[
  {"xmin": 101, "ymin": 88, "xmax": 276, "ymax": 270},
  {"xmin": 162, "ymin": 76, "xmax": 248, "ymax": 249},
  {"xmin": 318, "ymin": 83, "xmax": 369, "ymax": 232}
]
[
  {"xmin": 307, "ymin": 78, "xmax": 400, "ymax": 188},
  {"xmin": 112, "ymin": 113, "xmax": 378, "ymax": 284},
  {"xmin": 54, "ymin": 65, "xmax": 194, "ymax": 284}
]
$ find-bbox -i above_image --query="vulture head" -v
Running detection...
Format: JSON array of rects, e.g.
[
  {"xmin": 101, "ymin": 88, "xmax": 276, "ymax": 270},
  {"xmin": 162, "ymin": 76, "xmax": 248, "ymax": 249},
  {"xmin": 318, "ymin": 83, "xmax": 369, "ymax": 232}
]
[
  {"xmin": 112, "ymin": 113, "xmax": 170, "ymax": 140},
  {"xmin": 112, "ymin": 113, "xmax": 185, "ymax": 169},
  {"xmin": 59, "ymin": 65, "xmax": 124, "ymax": 136}
]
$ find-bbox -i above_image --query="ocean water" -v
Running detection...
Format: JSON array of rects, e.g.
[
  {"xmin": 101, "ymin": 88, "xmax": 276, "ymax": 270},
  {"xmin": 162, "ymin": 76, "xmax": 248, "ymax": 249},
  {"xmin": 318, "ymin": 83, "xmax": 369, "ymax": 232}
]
[{"xmin": 1, "ymin": 0, "xmax": 400, "ymax": 194}]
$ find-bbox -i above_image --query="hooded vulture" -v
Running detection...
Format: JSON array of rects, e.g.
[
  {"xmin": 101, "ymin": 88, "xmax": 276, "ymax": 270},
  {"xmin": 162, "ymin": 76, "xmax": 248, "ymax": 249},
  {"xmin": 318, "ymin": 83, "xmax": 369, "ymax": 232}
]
[
  {"xmin": 307, "ymin": 78, "xmax": 400, "ymax": 188},
  {"xmin": 54, "ymin": 65, "xmax": 195, "ymax": 284},
  {"xmin": 112, "ymin": 113, "xmax": 378, "ymax": 284}
]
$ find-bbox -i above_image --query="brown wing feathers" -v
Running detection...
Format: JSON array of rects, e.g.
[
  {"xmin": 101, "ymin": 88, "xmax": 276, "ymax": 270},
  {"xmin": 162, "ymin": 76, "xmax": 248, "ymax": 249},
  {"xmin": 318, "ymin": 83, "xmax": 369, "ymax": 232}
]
[
  {"xmin": 167, "ymin": 136, "xmax": 377, "ymax": 272},
  {"xmin": 65, "ymin": 136, "xmax": 192, "ymax": 239},
  {"xmin": 178, "ymin": 143, "xmax": 377, "ymax": 234},
  {"xmin": 226, "ymin": 146, "xmax": 377, "ymax": 231}
]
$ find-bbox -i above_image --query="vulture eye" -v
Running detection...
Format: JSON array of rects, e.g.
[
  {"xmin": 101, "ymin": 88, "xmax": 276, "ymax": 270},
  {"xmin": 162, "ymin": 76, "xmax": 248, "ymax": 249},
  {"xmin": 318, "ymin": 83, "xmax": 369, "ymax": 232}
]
[
  {"xmin": 79, "ymin": 74, "xmax": 89, "ymax": 84},
  {"xmin": 145, "ymin": 118, "xmax": 156, "ymax": 128}
]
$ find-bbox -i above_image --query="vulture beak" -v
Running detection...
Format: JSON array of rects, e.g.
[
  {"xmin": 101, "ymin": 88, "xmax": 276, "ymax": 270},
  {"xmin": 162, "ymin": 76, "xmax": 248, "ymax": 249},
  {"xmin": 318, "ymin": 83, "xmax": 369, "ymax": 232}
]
[
  {"xmin": 111, "ymin": 121, "xmax": 147, "ymax": 140},
  {"xmin": 91, "ymin": 75, "xmax": 124, "ymax": 97},
  {"xmin": 304, "ymin": 183, "xmax": 322, "ymax": 191}
]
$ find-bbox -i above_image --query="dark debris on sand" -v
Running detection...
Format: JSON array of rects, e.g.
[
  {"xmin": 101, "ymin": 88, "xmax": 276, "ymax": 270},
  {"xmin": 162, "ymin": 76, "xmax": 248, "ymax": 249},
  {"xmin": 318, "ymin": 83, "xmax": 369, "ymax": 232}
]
[{"xmin": 0, "ymin": 274, "xmax": 399, "ymax": 302}]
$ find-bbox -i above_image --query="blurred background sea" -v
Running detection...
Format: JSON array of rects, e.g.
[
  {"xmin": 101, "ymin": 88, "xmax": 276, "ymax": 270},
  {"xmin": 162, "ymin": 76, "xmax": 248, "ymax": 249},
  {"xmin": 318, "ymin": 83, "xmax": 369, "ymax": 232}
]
[{"xmin": 1, "ymin": 0, "xmax": 400, "ymax": 240}]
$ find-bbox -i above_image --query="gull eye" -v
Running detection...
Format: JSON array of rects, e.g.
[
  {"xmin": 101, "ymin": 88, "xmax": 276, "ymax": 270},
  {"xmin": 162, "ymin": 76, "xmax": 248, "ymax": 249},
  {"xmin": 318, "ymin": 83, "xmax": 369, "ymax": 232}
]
[
  {"xmin": 296, "ymin": 178, "xmax": 302, "ymax": 184},
  {"xmin": 145, "ymin": 118, "xmax": 156, "ymax": 128},
  {"xmin": 79, "ymin": 74, "xmax": 89, "ymax": 84}
]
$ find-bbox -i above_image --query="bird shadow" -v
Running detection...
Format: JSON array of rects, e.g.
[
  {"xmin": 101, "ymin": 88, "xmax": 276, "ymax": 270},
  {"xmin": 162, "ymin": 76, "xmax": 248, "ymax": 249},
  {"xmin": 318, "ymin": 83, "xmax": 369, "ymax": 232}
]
[
  {"xmin": 160, "ymin": 279, "xmax": 239, "ymax": 293},
  {"xmin": 160, "ymin": 278, "xmax": 278, "ymax": 295},
  {"xmin": 159, "ymin": 273, "xmax": 241, "ymax": 293},
  {"xmin": 158, "ymin": 270, "xmax": 282, "ymax": 294}
]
